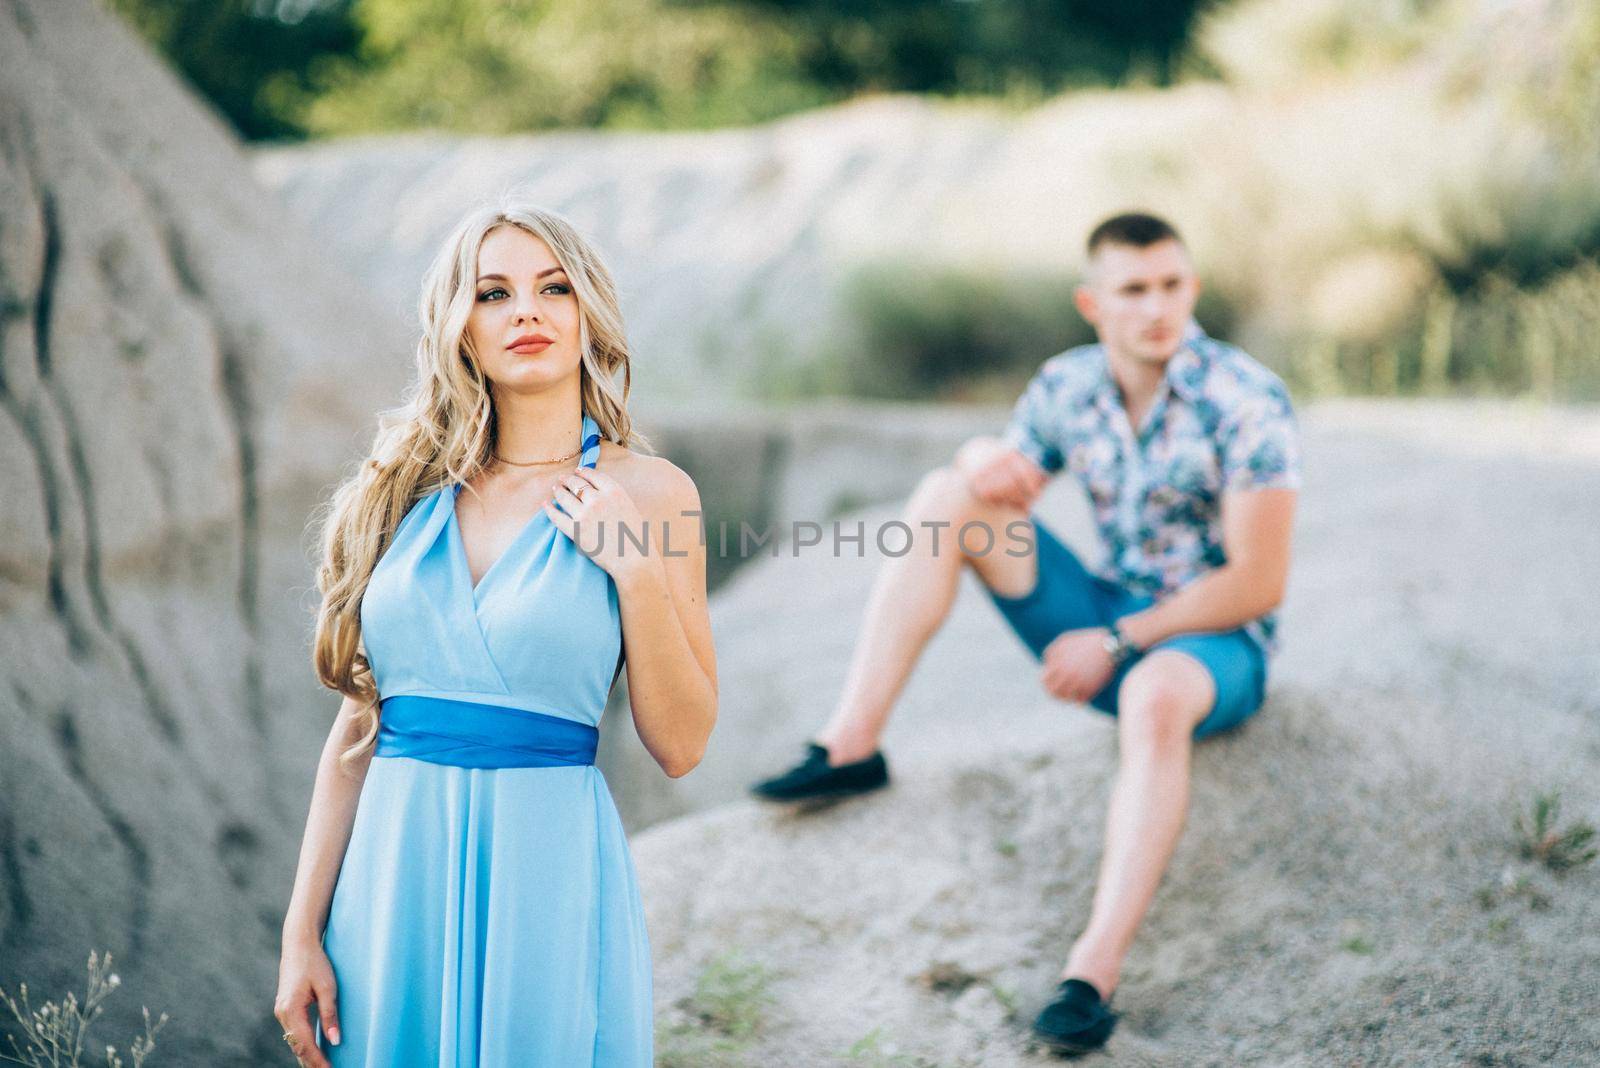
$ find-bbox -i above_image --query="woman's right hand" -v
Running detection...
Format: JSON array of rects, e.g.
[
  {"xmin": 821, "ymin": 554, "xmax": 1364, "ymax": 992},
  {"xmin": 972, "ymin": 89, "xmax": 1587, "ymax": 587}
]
[{"xmin": 274, "ymin": 939, "xmax": 340, "ymax": 1067}]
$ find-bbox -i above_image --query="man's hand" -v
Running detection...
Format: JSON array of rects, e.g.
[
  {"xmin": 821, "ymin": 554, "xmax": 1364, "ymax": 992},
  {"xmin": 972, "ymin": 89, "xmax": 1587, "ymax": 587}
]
[
  {"xmin": 954, "ymin": 436, "xmax": 1047, "ymax": 511},
  {"xmin": 1040, "ymin": 627, "xmax": 1117, "ymax": 703}
]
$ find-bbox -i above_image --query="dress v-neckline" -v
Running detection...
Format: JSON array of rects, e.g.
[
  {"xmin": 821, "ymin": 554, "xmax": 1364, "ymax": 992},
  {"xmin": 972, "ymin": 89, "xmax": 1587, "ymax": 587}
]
[
  {"xmin": 450, "ymin": 411, "xmax": 599, "ymax": 599},
  {"xmin": 450, "ymin": 483, "xmax": 548, "ymax": 598}
]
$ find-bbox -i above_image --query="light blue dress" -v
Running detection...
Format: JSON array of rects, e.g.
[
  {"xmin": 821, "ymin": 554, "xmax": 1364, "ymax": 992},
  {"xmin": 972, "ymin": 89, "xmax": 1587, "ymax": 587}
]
[{"xmin": 321, "ymin": 411, "xmax": 652, "ymax": 1066}]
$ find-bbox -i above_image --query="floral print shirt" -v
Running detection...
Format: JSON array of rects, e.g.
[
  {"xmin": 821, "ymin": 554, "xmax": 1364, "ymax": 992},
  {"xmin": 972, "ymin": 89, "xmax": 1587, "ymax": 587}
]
[{"xmin": 1002, "ymin": 333, "xmax": 1302, "ymax": 655}]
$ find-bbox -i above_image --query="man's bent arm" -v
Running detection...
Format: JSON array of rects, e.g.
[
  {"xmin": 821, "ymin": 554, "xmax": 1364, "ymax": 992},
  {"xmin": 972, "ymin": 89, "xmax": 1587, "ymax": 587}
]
[{"xmin": 1115, "ymin": 487, "xmax": 1297, "ymax": 651}]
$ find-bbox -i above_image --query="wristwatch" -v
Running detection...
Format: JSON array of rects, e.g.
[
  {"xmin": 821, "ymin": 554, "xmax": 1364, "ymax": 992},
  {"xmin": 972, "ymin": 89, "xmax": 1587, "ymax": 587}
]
[{"xmin": 1102, "ymin": 621, "xmax": 1140, "ymax": 665}]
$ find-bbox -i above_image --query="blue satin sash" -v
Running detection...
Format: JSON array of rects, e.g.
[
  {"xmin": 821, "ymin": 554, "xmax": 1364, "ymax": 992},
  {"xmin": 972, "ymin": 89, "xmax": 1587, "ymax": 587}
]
[{"xmin": 374, "ymin": 694, "xmax": 598, "ymax": 769}]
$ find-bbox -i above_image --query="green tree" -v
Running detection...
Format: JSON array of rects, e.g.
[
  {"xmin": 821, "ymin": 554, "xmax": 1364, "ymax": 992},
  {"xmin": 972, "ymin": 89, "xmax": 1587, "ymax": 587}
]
[
  {"xmin": 295, "ymin": 0, "xmax": 829, "ymax": 133},
  {"xmin": 716, "ymin": 0, "xmax": 1216, "ymax": 96},
  {"xmin": 110, "ymin": 0, "xmax": 359, "ymax": 139},
  {"xmin": 112, "ymin": 0, "xmax": 1223, "ymax": 139}
]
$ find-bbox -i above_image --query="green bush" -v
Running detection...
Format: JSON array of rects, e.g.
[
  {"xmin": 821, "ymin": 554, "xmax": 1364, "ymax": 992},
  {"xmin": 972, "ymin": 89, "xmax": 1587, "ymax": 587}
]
[
  {"xmin": 268, "ymin": 0, "xmax": 1217, "ymax": 137},
  {"xmin": 1283, "ymin": 259, "xmax": 1600, "ymax": 400},
  {"xmin": 828, "ymin": 260, "xmax": 1243, "ymax": 400},
  {"xmin": 293, "ymin": 0, "xmax": 830, "ymax": 134},
  {"xmin": 829, "ymin": 262, "xmax": 1090, "ymax": 400},
  {"xmin": 1199, "ymin": 0, "xmax": 1458, "ymax": 90}
]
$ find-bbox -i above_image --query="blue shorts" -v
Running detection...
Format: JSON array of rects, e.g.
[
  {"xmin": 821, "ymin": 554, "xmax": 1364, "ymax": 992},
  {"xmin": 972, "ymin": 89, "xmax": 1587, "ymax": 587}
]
[{"xmin": 985, "ymin": 518, "xmax": 1267, "ymax": 739}]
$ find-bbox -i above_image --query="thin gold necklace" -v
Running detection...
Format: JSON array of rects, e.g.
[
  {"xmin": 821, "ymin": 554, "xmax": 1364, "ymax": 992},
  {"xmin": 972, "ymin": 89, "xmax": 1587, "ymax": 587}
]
[{"xmin": 493, "ymin": 441, "xmax": 582, "ymax": 467}]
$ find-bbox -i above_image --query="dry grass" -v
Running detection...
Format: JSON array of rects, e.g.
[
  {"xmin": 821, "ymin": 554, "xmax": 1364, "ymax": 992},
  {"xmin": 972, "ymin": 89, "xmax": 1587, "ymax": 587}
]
[{"xmin": 0, "ymin": 952, "xmax": 168, "ymax": 1068}]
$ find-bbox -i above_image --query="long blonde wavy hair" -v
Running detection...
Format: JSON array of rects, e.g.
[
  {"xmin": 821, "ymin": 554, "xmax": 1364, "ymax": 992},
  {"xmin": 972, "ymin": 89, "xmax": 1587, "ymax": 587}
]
[{"xmin": 311, "ymin": 202, "xmax": 643, "ymax": 766}]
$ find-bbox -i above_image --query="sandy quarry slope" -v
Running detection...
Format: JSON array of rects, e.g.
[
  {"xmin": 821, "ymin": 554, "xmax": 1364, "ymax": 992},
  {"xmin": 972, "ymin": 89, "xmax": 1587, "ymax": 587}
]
[
  {"xmin": 631, "ymin": 399, "xmax": 1600, "ymax": 1067},
  {"xmin": 0, "ymin": 0, "xmax": 405, "ymax": 1061}
]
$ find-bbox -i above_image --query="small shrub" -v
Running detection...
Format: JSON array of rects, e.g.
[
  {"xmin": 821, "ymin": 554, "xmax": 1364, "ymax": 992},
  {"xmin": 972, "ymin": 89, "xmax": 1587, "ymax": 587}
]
[
  {"xmin": 1514, "ymin": 790, "xmax": 1598, "ymax": 872},
  {"xmin": 0, "ymin": 951, "xmax": 168, "ymax": 1068},
  {"xmin": 1339, "ymin": 934, "xmax": 1375, "ymax": 955},
  {"xmin": 655, "ymin": 951, "xmax": 776, "ymax": 1067},
  {"xmin": 685, "ymin": 952, "xmax": 775, "ymax": 1040},
  {"xmin": 1337, "ymin": 918, "xmax": 1374, "ymax": 955}
]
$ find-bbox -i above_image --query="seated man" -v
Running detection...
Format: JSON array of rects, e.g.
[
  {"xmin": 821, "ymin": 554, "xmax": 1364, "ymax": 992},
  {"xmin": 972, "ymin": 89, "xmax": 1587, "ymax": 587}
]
[{"xmin": 751, "ymin": 212, "xmax": 1301, "ymax": 1054}]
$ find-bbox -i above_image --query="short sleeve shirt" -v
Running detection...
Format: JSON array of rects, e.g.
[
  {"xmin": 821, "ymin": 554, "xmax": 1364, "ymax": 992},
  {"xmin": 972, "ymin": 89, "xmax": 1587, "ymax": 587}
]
[{"xmin": 1001, "ymin": 333, "xmax": 1302, "ymax": 655}]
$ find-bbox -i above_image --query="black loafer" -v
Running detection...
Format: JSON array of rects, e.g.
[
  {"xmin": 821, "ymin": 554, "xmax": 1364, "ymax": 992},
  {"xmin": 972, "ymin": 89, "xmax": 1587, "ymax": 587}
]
[
  {"xmin": 749, "ymin": 742, "xmax": 889, "ymax": 802},
  {"xmin": 1032, "ymin": 978, "xmax": 1118, "ymax": 1056}
]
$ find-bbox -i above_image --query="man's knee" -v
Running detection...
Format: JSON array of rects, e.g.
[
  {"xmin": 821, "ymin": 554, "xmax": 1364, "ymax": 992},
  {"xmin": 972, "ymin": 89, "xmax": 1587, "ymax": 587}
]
[
  {"xmin": 1118, "ymin": 652, "xmax": 1215, "ymax": 751},
  {"xmin": 908, "ymin": 465, "xmax": 1024, "ymax": 533},
  {"xmin": 907, "ymin": 465, "xmax": 973, "ymax": 516},
  {"xmin": 904, "ymin": 466, "xmax": 991, "ymax": 551},
  {"xmin": 904, "ymin": 465, "xmax": 1032, "ymax": 582}
]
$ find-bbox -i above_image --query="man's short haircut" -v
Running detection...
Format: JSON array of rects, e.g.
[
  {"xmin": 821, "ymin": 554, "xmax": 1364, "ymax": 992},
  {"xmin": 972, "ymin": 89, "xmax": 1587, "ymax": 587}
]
[{"xmin": 1086, "ymin": 212, "xmax": 1184, "ymax": 257}]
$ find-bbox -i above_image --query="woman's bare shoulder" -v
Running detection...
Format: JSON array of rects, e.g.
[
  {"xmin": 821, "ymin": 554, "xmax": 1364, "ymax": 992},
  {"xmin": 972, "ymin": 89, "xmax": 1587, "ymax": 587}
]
[{"xmin": 598, "ymin": 442, "xmax": 700, "ymax": 514}]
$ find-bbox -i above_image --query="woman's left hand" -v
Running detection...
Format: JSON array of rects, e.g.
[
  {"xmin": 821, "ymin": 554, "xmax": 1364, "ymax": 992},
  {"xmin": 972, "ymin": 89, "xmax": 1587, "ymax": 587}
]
[{"xmin": 544, "ymin": 467, "xmax": 656, "ymax": 581}]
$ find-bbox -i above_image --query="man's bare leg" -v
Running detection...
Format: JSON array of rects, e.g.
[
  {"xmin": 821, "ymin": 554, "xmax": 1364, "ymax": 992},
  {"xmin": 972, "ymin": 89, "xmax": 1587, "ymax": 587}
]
[
  {"xmin": 1060, "ymin": 650, "xmax": 1215, "ymax": 996},
  {"xmin": 814, "ymin": 466, "xmax": 1036, "ymax": 766}
]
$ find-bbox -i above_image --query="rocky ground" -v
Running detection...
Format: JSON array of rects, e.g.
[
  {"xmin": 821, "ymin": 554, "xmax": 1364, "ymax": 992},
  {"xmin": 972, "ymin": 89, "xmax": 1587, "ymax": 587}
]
[
  {"xmin": 630, "ymin": 399, "xmax": 1600, "ymax": 1067},
  {"xmin": 6, "ymin": 1, "xmax": 1595, "ymax": 1062}
]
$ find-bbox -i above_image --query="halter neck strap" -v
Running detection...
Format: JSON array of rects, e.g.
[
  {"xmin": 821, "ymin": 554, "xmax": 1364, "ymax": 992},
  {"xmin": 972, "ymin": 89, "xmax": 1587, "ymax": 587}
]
[{"xmin": 579, "ymin": 412, "xmax": 602, "ymax": 469}]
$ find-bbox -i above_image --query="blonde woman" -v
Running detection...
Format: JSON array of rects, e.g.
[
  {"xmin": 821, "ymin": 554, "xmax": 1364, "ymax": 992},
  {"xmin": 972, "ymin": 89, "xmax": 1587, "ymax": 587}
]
[{"xmin": 273, "ymin": 203, "xmax": 717, "ymax": 1067}]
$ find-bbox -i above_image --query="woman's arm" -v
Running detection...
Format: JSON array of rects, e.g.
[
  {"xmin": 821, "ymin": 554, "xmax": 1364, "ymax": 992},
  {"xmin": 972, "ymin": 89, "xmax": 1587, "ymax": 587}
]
[
  {"xmin": 549, "ymin": 458, "xmax": 718, "ymax": 778},
  {"xmin": 613, "ymin": 465, "xmax": 718, "ymax": 777},
  {"xmin": 275, "ymin": 694, "xmax": 373, "ymax": 1065}
]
